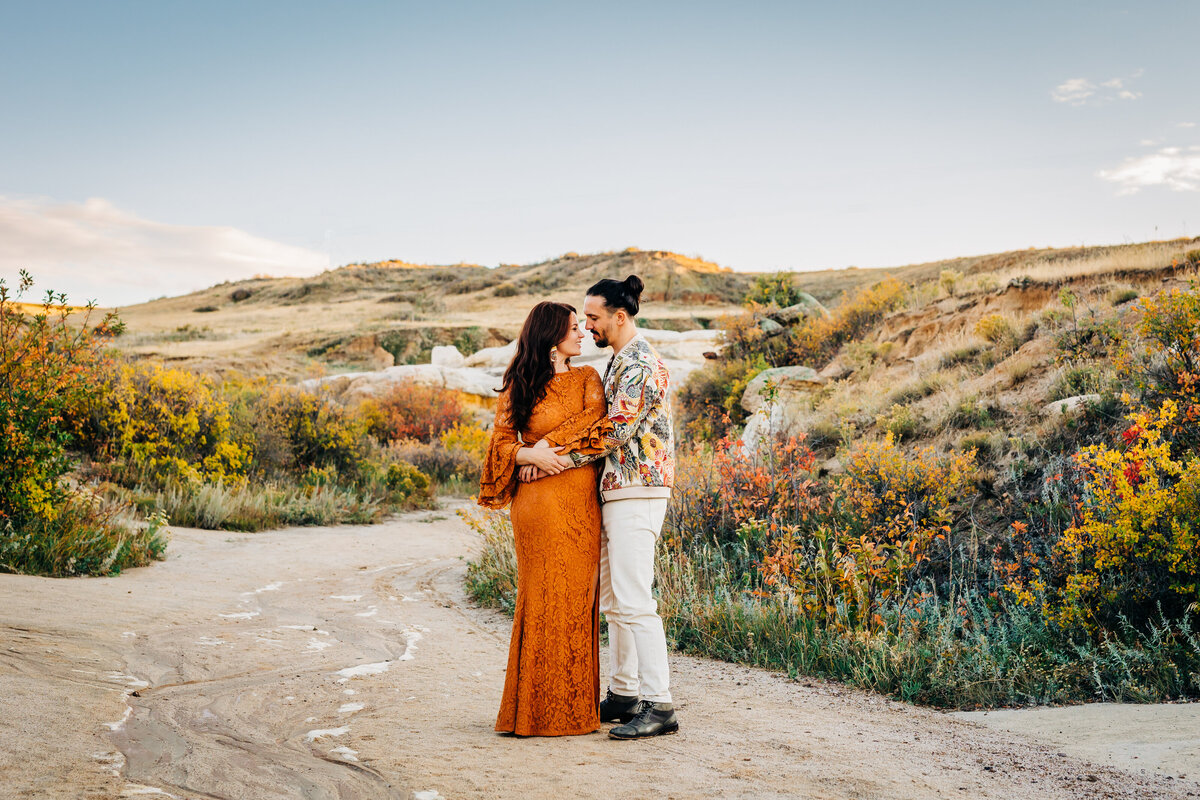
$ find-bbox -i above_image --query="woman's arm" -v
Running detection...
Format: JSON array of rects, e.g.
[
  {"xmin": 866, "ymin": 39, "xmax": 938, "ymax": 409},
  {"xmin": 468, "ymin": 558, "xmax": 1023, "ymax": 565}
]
[{"xmin": 479, "ymin": 390, "xmax": 575, "ymax": 507}]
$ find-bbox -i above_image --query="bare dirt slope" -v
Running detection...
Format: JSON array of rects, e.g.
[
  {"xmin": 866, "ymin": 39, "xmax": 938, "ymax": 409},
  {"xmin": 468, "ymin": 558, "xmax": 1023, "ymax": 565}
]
[{"xmin": 1, "ymin": 505, "xmax": 1194, "ymax": 800}]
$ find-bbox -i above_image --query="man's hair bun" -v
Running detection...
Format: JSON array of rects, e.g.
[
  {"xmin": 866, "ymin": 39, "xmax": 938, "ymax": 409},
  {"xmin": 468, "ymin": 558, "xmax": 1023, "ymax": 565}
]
[
  {"xmin": 587, "ymin": 274, "xmax": 645, "ymax": 317},
  {"xmin": 623, "ymin": 274, "xmax": 645, "ymax": 301}
]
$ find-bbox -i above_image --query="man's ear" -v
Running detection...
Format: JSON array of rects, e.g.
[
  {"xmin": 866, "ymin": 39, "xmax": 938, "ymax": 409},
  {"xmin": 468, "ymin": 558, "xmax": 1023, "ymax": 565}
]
[{"xmin": 615, "ymin": 310, "xmax": 627, "ymax": 325}]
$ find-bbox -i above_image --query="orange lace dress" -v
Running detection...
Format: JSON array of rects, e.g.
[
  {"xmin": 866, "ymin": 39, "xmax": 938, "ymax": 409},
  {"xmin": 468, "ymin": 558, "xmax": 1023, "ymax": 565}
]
[{"xmin": 479, "ymin": 366, "xmax": 612, "ymax": 736}]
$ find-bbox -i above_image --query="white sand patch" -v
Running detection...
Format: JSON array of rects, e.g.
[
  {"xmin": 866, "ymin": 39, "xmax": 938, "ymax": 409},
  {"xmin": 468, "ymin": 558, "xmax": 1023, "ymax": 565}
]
[
  {"xmin": 219, "ymin": 611, "xmax": 260, "ymax": 619},
  {"xmin": 121, "ymin": 631, "xmax": 137, "ymax": 638},
  {"xmin": 355, "ymin": 607, "xmax": 378, "ymax": 617},
  {"xmin": 330, "ymin": 594, "xmax": 362, "ymax": 602},
  {"xmin": 343, "ymin": 688, "xmax": 356, "ymax": 695},
  {"xmin": 329, "ymin": 745, "xmax": 359, "ymax": 761},
  {"xmin": 365, "ymin": 562, "xmax": 413, "ymax": 573},
  {"xmin": 338, "ymin": 702, "xmax": 365, "ymax": 714},
  {"xmin": 104, "ymin": 705, "xmax": 133, "ymax": 732},
  {"xmin": 105, "ymin": 672, "xmax": 150, "ymax": 689},
  {"xmin": 304, "ymin": 726, "xmax": 350, "ymax": 742},
  {"xmin": 240, "ymin": 582, "xmax": 283, "ymax": 597},
  {"xmin": 93, "ymin": 750, "xmax": 126, "ymax": 777},
  {"xmin": 414, "ymin": 790, "xmax": 446, "ymax": 800},
  {"xmin": 195, "ymin": 637, "xmax": 225, "ymax": 646},
  {"xmin": 254, "ymin": 637, "xmax": 284, "ymax": 647},
  {"xmin": 335, "ymin": 661, "xmax": 391, "ymax": 682},
  {"xmin": 399, "ymin": 595, "xmax": 418, "ymax": 602},
  {"xmin": 306, "ymin": 638, "xmax": 334, "ymax": 651},
  {"xmin": 398, "ymin": 630, "xmax": 424, "ymax": 661},
  {"xmin": 120, "ymin": 785, "xmax": 181, "ymax": 798}
]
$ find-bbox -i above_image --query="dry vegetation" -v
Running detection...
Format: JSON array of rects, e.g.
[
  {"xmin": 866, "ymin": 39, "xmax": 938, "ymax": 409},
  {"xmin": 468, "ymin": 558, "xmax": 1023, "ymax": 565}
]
[
  {"xmin": 108, "ymin": 248, "xmax": 758, "ymax": 378},
  {"xmin": 468, "ymin": 236, "xmax": 1200, "ymax": 709}
]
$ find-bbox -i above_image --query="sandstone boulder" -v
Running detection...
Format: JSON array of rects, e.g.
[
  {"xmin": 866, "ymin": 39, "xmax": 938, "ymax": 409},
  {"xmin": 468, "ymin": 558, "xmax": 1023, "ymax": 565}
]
[
  {"xmin": 738, "ymin": 366, "xmax": 826, "ymax": 453},
  {"xmin": 740, "ymin": 366, "xmax": 826, "ymax": 415},
  {"xmin": 769, "ymin": 293, "xmax": 829, "ymax": 324},
  {"xmin": 1042, "ymin": 394, "xmax": 1102, "ymax": 417},
  {"xmin": 431, "ymin": 345, "xmax": 466, "ymax": 368}
]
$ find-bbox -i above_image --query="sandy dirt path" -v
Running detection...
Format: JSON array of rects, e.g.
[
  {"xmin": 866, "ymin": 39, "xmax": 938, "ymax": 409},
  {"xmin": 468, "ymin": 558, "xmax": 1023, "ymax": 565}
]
[{"xmin": 1, "ymin": 502, "xmax": 1196, "ymax": 800}]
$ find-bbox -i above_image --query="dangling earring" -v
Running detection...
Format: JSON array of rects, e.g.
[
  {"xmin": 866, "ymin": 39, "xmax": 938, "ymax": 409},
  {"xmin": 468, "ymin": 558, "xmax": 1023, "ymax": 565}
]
[{"xmin": 550, "ymin": 346, "xmax": 558, "ymax": 364}]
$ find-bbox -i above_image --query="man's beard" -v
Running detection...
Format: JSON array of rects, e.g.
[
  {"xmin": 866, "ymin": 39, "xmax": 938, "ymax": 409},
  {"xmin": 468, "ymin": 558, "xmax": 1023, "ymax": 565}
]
[{"xmin": 592, "ymin": 332, "xmax": 609, "ymax": 348}]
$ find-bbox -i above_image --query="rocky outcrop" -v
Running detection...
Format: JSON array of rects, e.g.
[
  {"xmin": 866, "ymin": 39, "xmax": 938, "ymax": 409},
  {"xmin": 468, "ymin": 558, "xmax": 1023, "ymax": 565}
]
[
  {"xmin": 738, "ymin": 366, "xmax": 827, "ymax": 452},
  {"xmin": 740, "ymin": 366, "xmax": 825, "ymax": 415},
  {"xmin": 431, "ymin": 345, "xmax": 466, "ymax": 368},
  {"xmin": 301, "ymin": 327, "xmax": 724, "ymax": 403},
  {"xmin": 769, "ymin": 293, "xmax": 829, "ymax": 324},
  {"xmin": 298, "ymin": 364, "xmax": 503, "ymax": 403},
  {"xmin": 1042, "ymin": 394, "xmax": 1102, "ymax": 417}
]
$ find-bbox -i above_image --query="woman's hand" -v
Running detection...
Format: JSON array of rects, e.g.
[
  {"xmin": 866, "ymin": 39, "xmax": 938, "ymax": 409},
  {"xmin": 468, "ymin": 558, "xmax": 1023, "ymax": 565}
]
[{"xmin": 517, "ymin": 443, "xmax": 573, "ymax": 475}]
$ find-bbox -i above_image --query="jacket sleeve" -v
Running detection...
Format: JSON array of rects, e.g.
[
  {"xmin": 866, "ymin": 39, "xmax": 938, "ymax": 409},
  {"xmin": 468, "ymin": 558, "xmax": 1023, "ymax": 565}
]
[
  {"xmin": 568, "ymin": 360, "xmax": 659, "ymax": 467},
  {"xmin": 477, "ymin": 390, "xmax": 522, "ymax": 509},
  {"xmin": 541, "ymin": 368, "xmax": 614, "ymax": 457}
]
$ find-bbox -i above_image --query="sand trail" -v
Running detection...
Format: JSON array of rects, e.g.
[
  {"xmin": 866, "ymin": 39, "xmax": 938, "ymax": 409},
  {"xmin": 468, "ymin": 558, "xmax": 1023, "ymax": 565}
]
[{"xmin": 1, "ymin": 502, "xmax": 1196, "ymax": 800}]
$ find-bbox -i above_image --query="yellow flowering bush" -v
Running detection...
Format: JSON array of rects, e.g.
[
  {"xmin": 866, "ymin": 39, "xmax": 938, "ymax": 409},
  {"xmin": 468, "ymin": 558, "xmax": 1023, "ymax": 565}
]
[
  {"xmin": 760, "ymin": 433, "xmax": 976, "ymax": 629},
  {"xmin": 90, "ymin": 363, "xmax": 250, "ymax": 485},
  {"xmin": 439, "ymin": 420, "xmax": 489, "ymax": 462},
  {"xmin": 255, "ymin": 386, "xmax": 373, "ymax": 479},
  {"xmin": 1054, "ymin": 400, "xmax": 1200, "ymax": 628}
]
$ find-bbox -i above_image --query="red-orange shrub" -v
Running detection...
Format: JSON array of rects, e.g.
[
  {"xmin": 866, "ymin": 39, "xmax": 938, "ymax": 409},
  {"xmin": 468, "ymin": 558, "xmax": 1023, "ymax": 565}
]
[{"xmin": 364, "ymin": 380, "xmax": 468, "ymax": 442}]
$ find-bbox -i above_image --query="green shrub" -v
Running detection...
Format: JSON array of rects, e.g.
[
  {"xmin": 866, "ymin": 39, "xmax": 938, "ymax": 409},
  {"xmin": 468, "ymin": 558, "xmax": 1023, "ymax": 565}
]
[
  {"xmin": 938, "ymin": 343, "xmax": 985, "ymax": 370},
  {"xmin": 461, "ymin": 507, "xmax": 518, "ymax": 613},
  {"xmin": 1047, "ymin": 366, "xmax": 1102, "ymax": 401},
  {"xmin": 889, "ymin": 373, "xmax": 945, "ymax": 406},
  {"xmin": 0, "ymin": 496, "xmax": 167, "ymax": 577},
  {"xmin": 744, "ymin": 272, "xmax": 803, "ymax": 308},
  {"xmin": 875, "ymin": 403, "xmax": 924, "ymax": 441},
  {"xmin": 1109, "ymin": 287, "xmax": 1139, "ymax": 306},
  {"xmin": 947, "ymin": 396, "xmax": 1003, "ymax": 429},
  {"xmin": 676, "ymin": 356, "xmax": 768, "ymax": 437},
  {"xmin": 0, "ymin": 272, "xmax": 163, "ymax": 577}
]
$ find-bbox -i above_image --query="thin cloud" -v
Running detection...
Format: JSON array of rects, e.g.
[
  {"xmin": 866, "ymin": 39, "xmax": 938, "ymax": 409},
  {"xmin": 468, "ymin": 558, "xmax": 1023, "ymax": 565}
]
[
  {"xmin": 1052, "ymin": 70, "xmax": 1143, "ymax": 105},
  {"xmin": 1052, "ymin": 78, "xmax": 1096, "ymax": 105},
  {"xmin": 1099, "ymin": 147, "xmax": 1200, "ymax": 194},
  {"xmin": 0, "ymin": 196, "xmax": 327, "ymax": 306},
  {"xmin": 1179, "ymin": 122, "xmax": 1197, "ymax": 128}
]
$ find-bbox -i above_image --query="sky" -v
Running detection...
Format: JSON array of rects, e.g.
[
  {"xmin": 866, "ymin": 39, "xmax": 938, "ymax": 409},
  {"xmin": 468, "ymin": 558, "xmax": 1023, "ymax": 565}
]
[{"xmin": 1, "ymin": 1, "xmax": 1198, "ymax": 307}]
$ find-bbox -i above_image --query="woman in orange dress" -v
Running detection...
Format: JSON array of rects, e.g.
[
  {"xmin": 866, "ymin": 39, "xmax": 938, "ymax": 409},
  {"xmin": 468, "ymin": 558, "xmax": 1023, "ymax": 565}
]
[{"xmin": 479, "ymin": 301, "xmax": 612, "ymax": 736}]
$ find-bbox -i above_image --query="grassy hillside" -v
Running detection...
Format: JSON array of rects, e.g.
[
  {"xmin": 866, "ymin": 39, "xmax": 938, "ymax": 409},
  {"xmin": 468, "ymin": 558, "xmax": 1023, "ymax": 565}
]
[
  {"xmin": 106, "ymin": 237, "xmax": 1199, "ymax": 381},
  {"xmin": 111, "ymin": 248, "xmax": 757, "ymax": 378}
]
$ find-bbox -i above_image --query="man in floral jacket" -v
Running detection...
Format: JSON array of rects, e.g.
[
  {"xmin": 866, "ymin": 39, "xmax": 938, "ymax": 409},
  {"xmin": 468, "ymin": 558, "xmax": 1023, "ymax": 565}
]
[{"xmin": 542, "ymin": 274, "xmax": 679, "ymax": 740}]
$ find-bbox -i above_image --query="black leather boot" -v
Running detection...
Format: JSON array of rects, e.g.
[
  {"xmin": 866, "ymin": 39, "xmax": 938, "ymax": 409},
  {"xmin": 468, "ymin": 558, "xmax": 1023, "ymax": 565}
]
[
  {"xmin": 607, "ymin": 701, "xmax": 679, "ymax": 739},
  {"xmin": 599, "ymin": 689, "xmax": 641, "ymax": 723}
]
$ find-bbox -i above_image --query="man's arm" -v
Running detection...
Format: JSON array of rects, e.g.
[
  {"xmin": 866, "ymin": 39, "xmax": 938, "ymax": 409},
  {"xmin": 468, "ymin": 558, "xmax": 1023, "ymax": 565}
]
[{"xmin": 570, "ymin": 362, "xmax": 658, "ymax": 467}]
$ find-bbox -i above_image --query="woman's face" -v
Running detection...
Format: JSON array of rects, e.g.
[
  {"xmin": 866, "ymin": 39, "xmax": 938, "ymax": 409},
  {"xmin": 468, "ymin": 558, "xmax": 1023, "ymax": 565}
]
[{"xmin": 556, "ymin": 316, "xmax": 585, "ymax": 357}]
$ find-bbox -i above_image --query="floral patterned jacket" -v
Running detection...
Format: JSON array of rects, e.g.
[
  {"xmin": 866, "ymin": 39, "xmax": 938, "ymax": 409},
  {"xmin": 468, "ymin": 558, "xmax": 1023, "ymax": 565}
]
[{"xmin": 548, "ymin": 333, "xmax": 675, "ymax": 502}]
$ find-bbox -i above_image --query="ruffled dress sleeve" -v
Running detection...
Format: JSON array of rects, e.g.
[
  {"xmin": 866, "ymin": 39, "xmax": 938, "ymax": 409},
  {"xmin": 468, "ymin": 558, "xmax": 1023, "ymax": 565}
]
[
  {"xmin": 542, "ymin": 367, "xmax": 614, "ymax": 458},
  {"xmin": 478, "ymin": 390, "xmax": 523, "ymax": 509}
]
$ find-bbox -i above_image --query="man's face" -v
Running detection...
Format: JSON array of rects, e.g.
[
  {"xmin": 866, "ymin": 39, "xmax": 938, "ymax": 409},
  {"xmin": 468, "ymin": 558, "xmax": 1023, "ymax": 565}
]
[{"xmin": 583, "ymin": 294, "xmax": 617, "ymax": 348}]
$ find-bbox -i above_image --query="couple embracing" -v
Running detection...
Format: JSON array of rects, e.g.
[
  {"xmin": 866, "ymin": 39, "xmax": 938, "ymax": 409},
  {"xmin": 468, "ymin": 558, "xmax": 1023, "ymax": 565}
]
[{"xmin": 478, "ymin": 275, "xmax": 678, "ymax": 740}]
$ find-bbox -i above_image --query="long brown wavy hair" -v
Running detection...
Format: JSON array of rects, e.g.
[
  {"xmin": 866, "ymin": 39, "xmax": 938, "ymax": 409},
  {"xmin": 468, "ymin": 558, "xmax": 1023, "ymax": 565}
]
[{"xmin": 502, "ymin": 301, "xmax": 577, "ymax": 433}]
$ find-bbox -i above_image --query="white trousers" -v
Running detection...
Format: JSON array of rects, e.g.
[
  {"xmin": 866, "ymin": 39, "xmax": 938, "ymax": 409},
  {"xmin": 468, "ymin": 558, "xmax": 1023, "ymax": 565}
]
[{"xmin": 599, "ymin": 497, "xmax": 672, "ymax": 704}]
